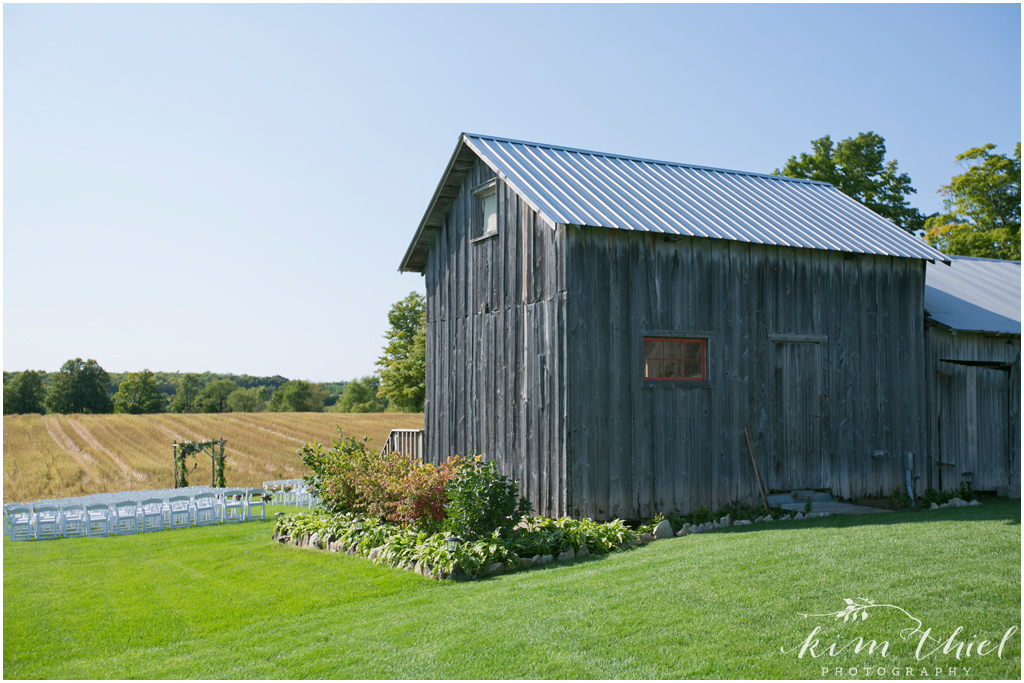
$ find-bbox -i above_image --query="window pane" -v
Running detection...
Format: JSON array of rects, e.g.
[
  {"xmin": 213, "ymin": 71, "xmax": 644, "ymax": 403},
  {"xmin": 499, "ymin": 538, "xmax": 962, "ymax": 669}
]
[
  {"xmin": 645, "ymin": 359, "xmax": 662, "ymax": 379},
  {"xmin": 663, "ymin": 360, "xmax": 681, "ymax": 378},
  {"xmin": 664, "ymin": 341, "xmax": 683, "ymax": 359},
  {"xmin": 683, "ymin": 359, "xmax": 704, "ymax": 379},
  {"xmin": 483, "ymin": 193, "xmax": 498, "ymax": 233},
  {"xmin": 683, "ymin": 341, "xmax": 703, "ymax": 360},
  {"xmin": 644, "ymin": 340, "xmax": 662, "ymax": 359}
]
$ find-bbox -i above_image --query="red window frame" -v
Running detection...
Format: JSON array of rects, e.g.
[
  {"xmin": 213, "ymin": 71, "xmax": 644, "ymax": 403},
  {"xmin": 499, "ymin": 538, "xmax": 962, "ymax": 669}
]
[{"xmin": 643, "ymin": 337, "xmax": 706, "ymax": 381}]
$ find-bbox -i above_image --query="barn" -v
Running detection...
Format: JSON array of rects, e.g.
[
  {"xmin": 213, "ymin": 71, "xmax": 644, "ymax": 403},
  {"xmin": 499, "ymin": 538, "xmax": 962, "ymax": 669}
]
[
  {"xmin": 923, "ymin": 256, "xmax": 1021, "ymax": 498},
  {"xmin": 399, "ymin": 133, "xmax": 949, "ymax": 520}
]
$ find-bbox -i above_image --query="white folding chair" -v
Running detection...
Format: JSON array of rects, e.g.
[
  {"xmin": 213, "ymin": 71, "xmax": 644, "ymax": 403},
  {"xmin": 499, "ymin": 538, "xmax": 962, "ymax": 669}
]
[
  {"xmin": 168, "ymin": 496, "xmax": 192, "ymax": 529},
  {"xmin": 86, "ymin": 503, "xmax": 111, "ymax": 537},
  {"xmin": 7, "ymin": 506, "xmax": 33, "ymax": 541},
  {"xmin": 34, "ymin": 505, "xmax": 61, "ymax": 540},
  {"xmin": 245, "ymin": 489, "xmax": 266, "ymax": 522},
  {"xmin": 114, "ymin": 500, "xmax": 139, "ymax": 535},
  {"xmin": 61, "ymin": 504, "xmax": 88, "ymax": 538},
  {"xmin": 194, "ymin": 493, "xmax": 217, "ymax": 526},
  {"xmin": 4, "ymin": 503, "xmax": 19, "ymax": 536},
  {"xmin": 140, "ymin": 499, "xmax": 165, "ymax": 532},
  {"xmin": 222, "ymin": 490, "xmax": 245, "ymax": 523}
]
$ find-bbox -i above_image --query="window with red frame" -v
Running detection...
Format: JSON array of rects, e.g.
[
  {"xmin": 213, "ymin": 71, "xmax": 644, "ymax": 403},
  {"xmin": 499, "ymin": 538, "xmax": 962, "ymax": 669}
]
[{"xmin": 643, "ymin": 337, "xmax": 706, "ymax": 381}]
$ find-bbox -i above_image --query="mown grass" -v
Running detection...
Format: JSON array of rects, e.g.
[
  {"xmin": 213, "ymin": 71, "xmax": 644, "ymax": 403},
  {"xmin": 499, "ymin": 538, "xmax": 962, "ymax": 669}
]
[
  {"xmin": 4, "ymin": 500, "xmax": 1019, "ymax": 679},
  {"xmin": 2, "ymin": 413, "xmax": 424, "ymax": 503}
]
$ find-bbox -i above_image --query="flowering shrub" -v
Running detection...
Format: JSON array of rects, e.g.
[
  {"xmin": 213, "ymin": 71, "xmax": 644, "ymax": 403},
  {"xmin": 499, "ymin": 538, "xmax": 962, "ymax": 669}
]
[{"xmin": 298, "ymin": 429, "xmax": 460, "ymax": 530}]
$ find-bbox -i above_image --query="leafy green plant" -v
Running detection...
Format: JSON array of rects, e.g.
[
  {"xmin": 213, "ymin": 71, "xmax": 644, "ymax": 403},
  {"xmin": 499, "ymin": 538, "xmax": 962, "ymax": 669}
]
[
  {"xmin": 888, "ymin": 488, "xmax": 912, "ymax": 510},
  {"xmin": 920, "ymin": 487, "xmax": 952, "ymax": 507},
  {"xmin": 444, "ymin": 456, "xmax": 532, "ymax": 541},
  {"xmin": 956, "ymin": 481, "xmax": 976, "ymax": 502}
]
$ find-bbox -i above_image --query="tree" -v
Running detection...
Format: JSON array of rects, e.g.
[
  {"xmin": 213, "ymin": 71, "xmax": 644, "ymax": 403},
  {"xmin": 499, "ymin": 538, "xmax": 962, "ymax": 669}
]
[
  {"xmin": 3, "ymin": 370, "xmax": 47, "ymax": 415},
  {"xmin": 45, "ymin": 358, "xmax": 113, "ymax": 414},
  {"xmin": 266, "ymin": 380, "xmax": 328, "ymax": 413},
  {"xmin": 226, "ymin": 386, "xmax": 268, "ymax": 413},
  {"xmin": 376, "ymin": 291, "xmax": 426, "ymax": 412},
  {"xmin": 775, "ymin": 132, "xmax": 924, "ymax": 232},
  {"xmin": 924, "ymin": 143, "xmax": 1021, "ymax": 260},
  {"xmin": 333, "ymin": 376, "xmax": 388, "ymax": 413},
  {"xmin": 113, "ymin": 369, "xmax": 164, "ymax": 414},
  {"xmin": 198, "ymin": 379, "xmax": 238, "ymax": 413},
  {"xmin": 169, "ymin": 373, "xmax": 202, "ymax": 413}
]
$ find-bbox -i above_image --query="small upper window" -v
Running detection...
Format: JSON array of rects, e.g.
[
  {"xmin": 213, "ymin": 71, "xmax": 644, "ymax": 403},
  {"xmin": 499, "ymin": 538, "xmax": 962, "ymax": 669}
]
[
  {"xmin": 472, "ymin": 179, "xmax": 498, "ymax": 240},
  {"xmin": 644, "ymin": 337, "xmax": 706, "ymax": 381}
]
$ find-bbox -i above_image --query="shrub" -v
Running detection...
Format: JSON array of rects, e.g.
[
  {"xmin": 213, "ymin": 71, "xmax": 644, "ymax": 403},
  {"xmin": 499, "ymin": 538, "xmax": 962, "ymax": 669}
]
[
  {"xmin": 445, "ymin": 456, "xmax": 532, "ymax": 541},
  {"xmin": 299, "ymin": 429, "xmax": 459, "ymax": 528}
]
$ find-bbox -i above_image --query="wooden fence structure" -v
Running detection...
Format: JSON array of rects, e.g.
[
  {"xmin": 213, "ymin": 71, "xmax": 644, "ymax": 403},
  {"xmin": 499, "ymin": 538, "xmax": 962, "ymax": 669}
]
[{"xmin": 380, "ymin": 429, "xmax": 426, "ymax": 460}]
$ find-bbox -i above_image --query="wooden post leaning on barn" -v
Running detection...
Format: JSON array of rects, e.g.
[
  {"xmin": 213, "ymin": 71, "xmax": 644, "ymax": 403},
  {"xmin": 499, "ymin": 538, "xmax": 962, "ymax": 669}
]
[{"xmin": 744, "ymin": 428, "xmax": 772, "ymax": 511}]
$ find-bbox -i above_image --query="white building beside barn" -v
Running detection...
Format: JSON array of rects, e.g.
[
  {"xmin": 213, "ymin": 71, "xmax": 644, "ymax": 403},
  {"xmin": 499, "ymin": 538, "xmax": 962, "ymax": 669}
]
[
  {"xmin": 400, "ymin": 133, "xmax": 951, "ymax": 519},
  {"xmin": 924, "ymin": 256, "xmax": 1021, "ymax": 498}
]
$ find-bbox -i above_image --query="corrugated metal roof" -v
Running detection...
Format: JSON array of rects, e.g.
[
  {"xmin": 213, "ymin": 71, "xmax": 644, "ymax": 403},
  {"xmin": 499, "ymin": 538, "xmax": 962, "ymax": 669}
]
[
  {"xmin": 400, "ymin": 133, "xmax": 949, "ymax": 272},
  {"xmin": 925, "ymin": 256, "xmax": 1021, "ymax": 335}
]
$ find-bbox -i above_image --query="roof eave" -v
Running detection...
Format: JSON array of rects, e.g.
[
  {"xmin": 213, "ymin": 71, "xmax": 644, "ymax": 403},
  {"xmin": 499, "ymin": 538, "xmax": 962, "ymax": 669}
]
[{"xmin": 398, "ymin": 134, "xmax": 480, "ymax": 274}]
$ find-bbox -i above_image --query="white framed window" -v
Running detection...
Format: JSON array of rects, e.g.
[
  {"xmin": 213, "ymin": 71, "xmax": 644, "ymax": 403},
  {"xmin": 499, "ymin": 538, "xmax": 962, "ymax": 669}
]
[{"xmin": 471, "ymin": 179, "xmax": 498, "ymax": 241}]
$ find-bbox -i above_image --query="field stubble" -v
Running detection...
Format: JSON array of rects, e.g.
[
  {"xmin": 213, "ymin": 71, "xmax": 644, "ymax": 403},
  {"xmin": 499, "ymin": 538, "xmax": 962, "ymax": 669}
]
[{"xmin": 3, "ymin": 412, "xmax": 423, "ymax": 502}]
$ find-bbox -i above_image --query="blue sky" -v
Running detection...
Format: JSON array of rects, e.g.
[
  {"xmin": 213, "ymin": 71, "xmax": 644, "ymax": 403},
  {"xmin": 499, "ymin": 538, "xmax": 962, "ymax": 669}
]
[{"xmin": 4, "ymin": 3, "xmax": 1020, "ymax": 381}]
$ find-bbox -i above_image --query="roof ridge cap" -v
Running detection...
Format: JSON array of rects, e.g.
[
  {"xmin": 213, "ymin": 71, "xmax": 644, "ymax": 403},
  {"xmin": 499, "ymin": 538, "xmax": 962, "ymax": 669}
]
[{"xmin": 462, "ymin": 132, "xmax": 832, "ymax": 187}]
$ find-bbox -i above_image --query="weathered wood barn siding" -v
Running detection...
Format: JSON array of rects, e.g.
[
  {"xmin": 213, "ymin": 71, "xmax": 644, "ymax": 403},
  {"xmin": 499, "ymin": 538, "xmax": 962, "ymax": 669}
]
[
  {"xmin": 924, "ymin": 326, "xmax": 1021, "ymax": 495},
  {"xmin": 422, "ymin": 158, "xmax": 569, "ymax": 517},
  {"xmin": 564, "ymin": 228, "xmax": 928, "ymax": 520}
]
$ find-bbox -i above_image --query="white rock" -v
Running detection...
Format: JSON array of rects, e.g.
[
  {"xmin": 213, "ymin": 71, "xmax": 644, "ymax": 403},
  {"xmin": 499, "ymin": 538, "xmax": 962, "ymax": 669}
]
[
  {"xmin": 576, "ymin": 545, "xmax": 590, "ymax": 557},
  {"xmin": 540, "ymin": 554, "xmax": 554, "ymax": 565},
  {"xmin": 558, "ymin": 549, "xmax": 575, "ymax": 562},
  {"xmin": 676, "ymin": 528, "xmax": 688, "ymax": 537},
  {"xmin": 968, "ymin": 500, "xmax": 982, "ymax": 506},
  {"xmin": 653, "ymin": 519, "xmax": 674, "ymax": 540},
  {"xmin": 930, "ymin": 502, "xmax": 939, "ymax": 510},
  {"xmin": 763, "ymin": 516, "xmax": 774, "ymax": 522},
  {"xmin": 782, "ymin": 514, "xmax": 792, "ymax": 521},
  {"xmin": 681, "ymin": 523, "xmax": 691, "ymax": 534},
  {"xmin": 639, "ymin": 532, "xmax": 655, "ymax": 544},
  {"xmin": 489, "ymin": 562, "xmax": 503, "ymax": 574},
  {"xmin": 308, "ymin": 532, "xmax": 319, "ymax": 547},
  {"xmin": 368, "ymin": 547, "xmax": 380, "ymax": 561},
  {"xmin": 531, "ymin": 554, "xmax": 543, "ymax": 566},
  {"xmin": 736, "ymin": 519, "xmax": 752, "ymax": 526},
  {"xmin": 794, "ymin": 512, "xmax": 804, "ymax": 520}
]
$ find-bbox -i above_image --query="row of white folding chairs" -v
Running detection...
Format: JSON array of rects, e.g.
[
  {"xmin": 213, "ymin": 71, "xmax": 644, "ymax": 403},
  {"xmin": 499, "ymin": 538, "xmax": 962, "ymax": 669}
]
[
  {"xmin": 262, "ymin": 480, "xmax": 313, "ymax": 507},
  {"xmin": 5, "ymin": 489, "xmax": 269, "ymax": 541}
]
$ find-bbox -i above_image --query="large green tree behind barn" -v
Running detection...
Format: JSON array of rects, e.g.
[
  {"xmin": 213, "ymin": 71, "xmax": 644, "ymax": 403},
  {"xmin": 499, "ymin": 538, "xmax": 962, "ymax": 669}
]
[
  {"xmin": 924, "ymin": 143, "xmax": 1021, "ymax": 260},
  {"xmin": 376, "ymin": 292, "xmax": 426, "ymax": 412},
  {"xmin": 45, "ymin": 358, "xmax": 113, "ymax": 414},
  {"xmin": 775, "ymin": 131, "xmax": 924, "ymax": 232}
]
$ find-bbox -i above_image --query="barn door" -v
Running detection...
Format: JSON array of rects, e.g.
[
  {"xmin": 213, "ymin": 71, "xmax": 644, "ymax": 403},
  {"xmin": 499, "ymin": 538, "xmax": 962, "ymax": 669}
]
[
  {"xmin": 769, "ymin": 341, "xmax": 826, "ymax": 491},
  {"xmin": 936, "ymin": 363, "xmax": 1010, "ymax": 492}
]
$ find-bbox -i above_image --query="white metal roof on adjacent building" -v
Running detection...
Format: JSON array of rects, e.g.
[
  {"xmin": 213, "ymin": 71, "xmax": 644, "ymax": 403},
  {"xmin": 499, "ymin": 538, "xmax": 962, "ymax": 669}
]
[
  {"xmin": 925, "ymin": 256, "xmax": 1021, "ymax": 335},
  {"xmin": 400, "ymin": 133, "xmax": 949, "ymax": 272}
]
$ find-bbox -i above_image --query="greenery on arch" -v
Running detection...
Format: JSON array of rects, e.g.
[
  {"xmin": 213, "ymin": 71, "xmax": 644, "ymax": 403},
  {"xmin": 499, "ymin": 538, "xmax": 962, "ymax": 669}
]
[{"xmin": 173, "ymin": 439, "xmax": 227, "ymax": 488}]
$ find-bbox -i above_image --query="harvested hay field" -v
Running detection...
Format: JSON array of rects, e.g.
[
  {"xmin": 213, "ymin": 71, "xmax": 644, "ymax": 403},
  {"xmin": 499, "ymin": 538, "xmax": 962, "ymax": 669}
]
[{"xmin": 3, "ymin": 412, "xmax": 424, "ymax": 502}]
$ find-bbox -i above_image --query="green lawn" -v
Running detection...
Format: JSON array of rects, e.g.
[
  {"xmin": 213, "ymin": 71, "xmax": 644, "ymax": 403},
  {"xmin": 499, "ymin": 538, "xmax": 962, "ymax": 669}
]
[{"xmin": 4, "ymin": 501, "xmax": 1020, "ymax": 679}]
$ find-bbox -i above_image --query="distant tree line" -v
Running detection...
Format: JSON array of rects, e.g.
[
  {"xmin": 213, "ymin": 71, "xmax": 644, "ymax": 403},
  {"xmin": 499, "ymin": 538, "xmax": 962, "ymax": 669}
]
[
  {"xmin": 3, "ymin": 291, "xmax": 429, "ymax": 417},
  {"xmin": 2, "ymin": 363, "xmax": 348, "ymax": 416}
]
